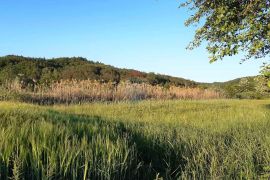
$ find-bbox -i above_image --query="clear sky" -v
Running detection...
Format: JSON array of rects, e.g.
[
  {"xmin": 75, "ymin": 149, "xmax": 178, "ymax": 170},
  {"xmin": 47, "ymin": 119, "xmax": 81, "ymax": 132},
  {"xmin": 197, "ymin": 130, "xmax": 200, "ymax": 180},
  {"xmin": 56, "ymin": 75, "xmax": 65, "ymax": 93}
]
[{"xmin": 0, "ymin": 0, "xmax": 265, "ymax": 82}]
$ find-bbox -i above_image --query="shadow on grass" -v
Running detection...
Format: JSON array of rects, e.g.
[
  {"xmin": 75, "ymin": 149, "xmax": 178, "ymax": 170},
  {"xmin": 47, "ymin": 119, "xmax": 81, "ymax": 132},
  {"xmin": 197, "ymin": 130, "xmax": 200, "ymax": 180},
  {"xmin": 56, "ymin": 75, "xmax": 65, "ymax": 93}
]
[
  {"xmin": 264, "ymin": 104, "xmax": 270, "ymax": 109},
  {"xmin": 3, "ymin": 106, "xmax": 268, "ymax": 179},
  {"xmin": 44, "ymin": 110, "xmax": 189, "ymax": 179},
  {"xmin": 20, "ymin": 94, "xmax": 98, "ymax": 105}
]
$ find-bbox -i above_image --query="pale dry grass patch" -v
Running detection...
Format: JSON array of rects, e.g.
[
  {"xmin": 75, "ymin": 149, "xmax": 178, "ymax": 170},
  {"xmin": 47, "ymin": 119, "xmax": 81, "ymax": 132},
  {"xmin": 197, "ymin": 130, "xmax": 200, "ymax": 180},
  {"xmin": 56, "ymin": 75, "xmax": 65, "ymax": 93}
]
[{"xmin": 3, "ymin": 79, "xmax": 223, "ymax": 104}]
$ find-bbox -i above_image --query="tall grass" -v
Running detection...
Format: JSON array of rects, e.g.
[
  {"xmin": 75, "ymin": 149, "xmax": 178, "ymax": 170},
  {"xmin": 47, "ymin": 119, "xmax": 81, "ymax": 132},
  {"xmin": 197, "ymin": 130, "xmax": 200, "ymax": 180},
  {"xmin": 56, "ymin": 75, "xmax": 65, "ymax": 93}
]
[
  {"xmin": 0, "ymin": 100, "xmax": 269, "ymax": 179},
  {"xmin": 3, "ymin": 80, "xmax": 222, "ymax": 104}
]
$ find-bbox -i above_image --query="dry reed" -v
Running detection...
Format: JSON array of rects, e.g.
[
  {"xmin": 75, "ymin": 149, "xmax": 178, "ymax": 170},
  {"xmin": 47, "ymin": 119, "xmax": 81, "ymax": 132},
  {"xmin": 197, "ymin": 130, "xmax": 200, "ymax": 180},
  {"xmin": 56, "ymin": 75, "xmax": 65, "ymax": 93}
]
[{"xmin": 4, "ymin": 79, "xmax": 223, "ymax": 104}]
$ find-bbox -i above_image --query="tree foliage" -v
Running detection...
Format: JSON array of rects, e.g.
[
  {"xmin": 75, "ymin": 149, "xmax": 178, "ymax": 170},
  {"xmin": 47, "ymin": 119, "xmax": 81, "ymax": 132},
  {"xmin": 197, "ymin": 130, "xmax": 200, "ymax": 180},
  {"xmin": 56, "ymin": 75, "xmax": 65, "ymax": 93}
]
[
  {"xmin": 0, "ymin": 55, "xmax": 197, "ymax": 88},
  {"xmin": 204, "ymin": 75, "xmax": 270, "ymax": 99},
  {"xmin": 261, "ymin": 63, "xmax": 270, "ymax": 87},
  {"xmin": 182, "ymin": 0, "xmax": 270, "ymax": 62}
]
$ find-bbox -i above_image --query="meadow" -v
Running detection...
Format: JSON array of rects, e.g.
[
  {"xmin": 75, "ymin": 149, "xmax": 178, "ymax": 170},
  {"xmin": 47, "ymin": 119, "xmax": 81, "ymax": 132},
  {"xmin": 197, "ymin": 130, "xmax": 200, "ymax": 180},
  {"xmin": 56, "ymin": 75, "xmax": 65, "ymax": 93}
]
[{"xmin": 0, "ymin": 99, "xmax": 270, "ymax": 179}]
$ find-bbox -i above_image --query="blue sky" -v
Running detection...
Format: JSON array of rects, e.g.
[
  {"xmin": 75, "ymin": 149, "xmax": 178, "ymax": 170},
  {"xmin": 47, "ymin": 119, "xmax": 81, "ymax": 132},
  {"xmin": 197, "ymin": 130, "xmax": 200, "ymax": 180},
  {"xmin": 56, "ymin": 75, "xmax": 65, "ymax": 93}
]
[{"xmin": 0, "ymin": 0, "xmax": 265, "ymax": 82}]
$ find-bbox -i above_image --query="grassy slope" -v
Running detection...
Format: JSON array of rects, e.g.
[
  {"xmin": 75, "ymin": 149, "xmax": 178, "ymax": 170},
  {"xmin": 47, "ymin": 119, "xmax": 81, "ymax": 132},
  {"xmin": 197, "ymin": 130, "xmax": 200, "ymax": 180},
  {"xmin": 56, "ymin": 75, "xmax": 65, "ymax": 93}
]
[{"xmin": 0, "ymin": 100, "xmax": 270, "ymax": 179}]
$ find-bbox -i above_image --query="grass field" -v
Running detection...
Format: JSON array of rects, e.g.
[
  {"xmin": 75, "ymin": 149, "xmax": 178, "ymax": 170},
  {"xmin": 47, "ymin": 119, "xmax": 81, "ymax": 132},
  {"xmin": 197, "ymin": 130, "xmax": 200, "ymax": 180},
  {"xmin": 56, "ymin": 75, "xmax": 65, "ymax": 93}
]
[{"xmin": 0, "ymin": 99, "xmax": 270, "ymax": 179}]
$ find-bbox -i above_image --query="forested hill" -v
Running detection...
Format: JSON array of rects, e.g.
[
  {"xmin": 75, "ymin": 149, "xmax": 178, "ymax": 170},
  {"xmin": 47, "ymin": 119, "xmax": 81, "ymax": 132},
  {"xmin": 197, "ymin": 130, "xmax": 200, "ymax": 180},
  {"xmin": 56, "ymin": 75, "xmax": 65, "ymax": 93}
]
[{"xmin": 0, "ymin": 55, "xmax": 197, "ymax": 87}]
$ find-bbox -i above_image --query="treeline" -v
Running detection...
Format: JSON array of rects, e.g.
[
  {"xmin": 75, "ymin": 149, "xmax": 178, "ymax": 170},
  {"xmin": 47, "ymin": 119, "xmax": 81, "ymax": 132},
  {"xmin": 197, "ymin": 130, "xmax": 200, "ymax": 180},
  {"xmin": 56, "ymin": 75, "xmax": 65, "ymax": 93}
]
[
  {"xmin": 0, "ymin": 55, "xmax": 197, "ymax": 88},
  {"xmin": 201, "ymin": 76, "xmax": 270, "ymax": 99}
]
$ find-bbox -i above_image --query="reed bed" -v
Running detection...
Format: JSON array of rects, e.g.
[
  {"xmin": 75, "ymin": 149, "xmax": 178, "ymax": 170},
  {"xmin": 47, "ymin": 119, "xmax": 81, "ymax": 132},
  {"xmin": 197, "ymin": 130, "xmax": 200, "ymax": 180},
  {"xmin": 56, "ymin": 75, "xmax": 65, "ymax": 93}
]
[{"xmin": 3, "ymin": 80, "xmax": 222, "ymax": 104}]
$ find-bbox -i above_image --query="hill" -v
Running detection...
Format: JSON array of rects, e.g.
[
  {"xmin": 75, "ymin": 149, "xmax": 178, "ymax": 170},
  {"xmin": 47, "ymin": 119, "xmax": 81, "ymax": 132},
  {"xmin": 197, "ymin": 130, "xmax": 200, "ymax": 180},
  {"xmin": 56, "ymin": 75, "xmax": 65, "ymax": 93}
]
[
  {"xmin": 200, "ymin": 76, "xmax": 270, "ymax": 99},
  {"xmin": 0, "ymin": 55, "xmax": 269, "ymax": 101},
  {"xmin": 0, "ymin": 55, "xmax": 197, "ymax": 87}
]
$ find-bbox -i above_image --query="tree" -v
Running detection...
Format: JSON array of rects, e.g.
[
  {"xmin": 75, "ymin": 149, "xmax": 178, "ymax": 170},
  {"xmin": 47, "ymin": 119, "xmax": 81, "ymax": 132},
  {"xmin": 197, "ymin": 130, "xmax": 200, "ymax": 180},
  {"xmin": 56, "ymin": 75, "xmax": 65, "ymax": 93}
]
[
  {"xmin": 100, "ymin": 68, "xmax": 120, "ymax": 85},
  {"xmin": 182, "ymin": 0, "xmax": 270, "ymax": 61},
  {"xmin": 261, "ymin": 63, "xmax": 270, "ymax": 87},
  {"xmin": 182, "ymin": 0, "xmax": 270, "ymax": 86}
]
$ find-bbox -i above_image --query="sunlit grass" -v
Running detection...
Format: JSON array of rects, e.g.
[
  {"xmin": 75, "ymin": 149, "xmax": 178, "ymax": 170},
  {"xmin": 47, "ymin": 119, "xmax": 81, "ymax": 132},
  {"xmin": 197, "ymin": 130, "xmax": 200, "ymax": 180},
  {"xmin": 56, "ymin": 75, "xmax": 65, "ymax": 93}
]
[{"xmin": 0, "ymin": 99, "xmax": 269, "ymax": 179}]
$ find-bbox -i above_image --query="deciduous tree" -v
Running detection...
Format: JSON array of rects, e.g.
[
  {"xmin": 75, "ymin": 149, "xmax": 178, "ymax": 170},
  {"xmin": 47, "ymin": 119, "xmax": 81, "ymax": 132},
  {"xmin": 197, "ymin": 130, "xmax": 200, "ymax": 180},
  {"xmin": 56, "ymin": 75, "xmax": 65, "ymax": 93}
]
[
  {"xmin": 182, "ymin": 0, "xmax": 270, "ymax": 62},
  {"xmin": 182, "ymin": 0, "xmax": 270, "ymax": 86}
]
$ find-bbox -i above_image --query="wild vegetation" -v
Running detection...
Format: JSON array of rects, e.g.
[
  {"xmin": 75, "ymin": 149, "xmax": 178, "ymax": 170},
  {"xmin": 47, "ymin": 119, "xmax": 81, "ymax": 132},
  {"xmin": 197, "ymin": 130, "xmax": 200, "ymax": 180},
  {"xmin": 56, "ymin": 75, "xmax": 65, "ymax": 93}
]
[
  {"xmin": 0, "ymin": 79, "xmax": 221, "ymax": 104},
  {"xmin": 0, "ymin": 100, "xmax": 269, "ymax": 179},
  {"xmin": 0, "ymin": 56, "xmax": 268, "ymax": 180},
  {"xmin": 182, "ymin": 0, "xmax": 270, "ymax": 86},
  {"xmin": 0, "ymin": 55, "xmax": 196, "ymax": 88},
  {"xmin": 1, "ymin": 0, "xmax": 269, "ymax": 179},
  {"xmin": 201, "ymin": 76, "xmax": 270, "ymax": 99},
  {"xmin": 0, "ymin": 55, "xmax": 269, "ymax": 103}
]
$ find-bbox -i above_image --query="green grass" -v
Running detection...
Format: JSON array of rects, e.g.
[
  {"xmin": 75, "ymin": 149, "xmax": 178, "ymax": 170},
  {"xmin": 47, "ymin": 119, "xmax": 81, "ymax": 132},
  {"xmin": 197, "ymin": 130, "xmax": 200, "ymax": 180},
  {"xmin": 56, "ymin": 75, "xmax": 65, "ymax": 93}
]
[{"xmin": 0, "ymin": 99, "xmax": 270, "ymax": 179}]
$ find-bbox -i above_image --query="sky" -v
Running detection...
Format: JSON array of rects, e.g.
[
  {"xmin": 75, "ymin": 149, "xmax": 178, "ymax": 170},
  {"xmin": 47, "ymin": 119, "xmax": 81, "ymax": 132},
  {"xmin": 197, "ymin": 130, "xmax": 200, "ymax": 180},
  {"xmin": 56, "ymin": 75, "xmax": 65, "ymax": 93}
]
[{"xmin": 0, "ymin": 0, "xmax": 266, "ymax": 82}]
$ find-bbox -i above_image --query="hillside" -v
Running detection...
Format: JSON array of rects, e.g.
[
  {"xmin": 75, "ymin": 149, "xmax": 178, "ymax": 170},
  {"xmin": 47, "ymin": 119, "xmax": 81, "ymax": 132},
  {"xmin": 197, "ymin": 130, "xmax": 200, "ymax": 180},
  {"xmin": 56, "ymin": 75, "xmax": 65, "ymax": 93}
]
[
  {"xmin": 0, "ymin": 55, "xmax": 269, "ymax": 101},
  {"xmin": 0, "ymin": 55, "xmax": 197, "ymax": 87},
  {"xmin": 200, "ymin": 76, "xmax": 270, "ymax": 99}
]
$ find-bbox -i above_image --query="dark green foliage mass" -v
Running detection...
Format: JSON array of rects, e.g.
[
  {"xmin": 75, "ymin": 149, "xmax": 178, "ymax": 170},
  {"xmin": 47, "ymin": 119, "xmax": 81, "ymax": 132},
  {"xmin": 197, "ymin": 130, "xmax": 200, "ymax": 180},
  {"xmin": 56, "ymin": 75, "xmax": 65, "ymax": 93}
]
[{"xmin": 0, "ymin": 55, "xmax": 197, "ymax": 87}]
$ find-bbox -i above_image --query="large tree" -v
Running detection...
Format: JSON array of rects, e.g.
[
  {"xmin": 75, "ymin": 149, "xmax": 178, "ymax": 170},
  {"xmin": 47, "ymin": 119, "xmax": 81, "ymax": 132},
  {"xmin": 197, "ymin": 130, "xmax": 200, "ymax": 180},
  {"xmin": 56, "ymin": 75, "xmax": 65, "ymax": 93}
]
[{"xmin": 182, "ymin": 0, "xmax": 270, "ymax": 84}]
